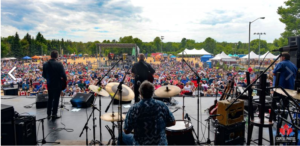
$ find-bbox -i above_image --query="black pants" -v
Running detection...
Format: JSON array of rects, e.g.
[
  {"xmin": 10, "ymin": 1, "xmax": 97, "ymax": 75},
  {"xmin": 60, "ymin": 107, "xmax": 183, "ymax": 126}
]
[
  {"xmin": 47, "ymin": 89, "xmax": 61, "ymax": 116},
  {"xmin": 134, "ymin": 83, "xmax": 140, "ymax": 103}
]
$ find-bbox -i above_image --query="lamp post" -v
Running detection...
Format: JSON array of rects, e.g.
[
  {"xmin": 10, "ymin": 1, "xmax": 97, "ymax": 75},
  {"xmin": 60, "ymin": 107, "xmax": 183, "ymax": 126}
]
[
  {"xmin": 254, "ymin": 32, "xmax": 266, "ymax": 65},
  {"xmin": 248, "ymin": 17, "xmax": 265, "ymax": 68},
  {"xmin": 161, "ymin": 36, "xmax": 164, "ymax": 53}
]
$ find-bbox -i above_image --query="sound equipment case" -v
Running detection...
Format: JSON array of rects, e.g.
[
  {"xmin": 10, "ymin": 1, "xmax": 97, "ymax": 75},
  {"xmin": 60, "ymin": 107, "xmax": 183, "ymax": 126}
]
[{"xmin": 215, "ymin": 121, "xmax": 245, "ymax": 145}]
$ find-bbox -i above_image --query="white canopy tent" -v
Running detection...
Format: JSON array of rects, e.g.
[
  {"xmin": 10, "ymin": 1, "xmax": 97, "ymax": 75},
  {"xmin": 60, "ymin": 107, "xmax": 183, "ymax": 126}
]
[
  {"xmin": 241, "ymin": 51, "xmax": 259, "ymax": 59},
  {"xmin": 178, "ymin": 48, "xmax": 211, "ymax": 56},
  {"xmin": 260, "ymin": 51, "xmax": 277, "ymax": 59},
  {"xmin": 211, "ymin": 51, "xmax": 232, "ymax": 60}
]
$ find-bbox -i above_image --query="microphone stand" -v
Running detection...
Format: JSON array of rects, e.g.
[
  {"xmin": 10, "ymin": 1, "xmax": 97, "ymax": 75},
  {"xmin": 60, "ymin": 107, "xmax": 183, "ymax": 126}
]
[
  {"xmin": 105, "ymin": 65, "xmax": 132, "ymax": 144},
  {"xmin": 182, "ymin": 58, "xmax": 201, "ymax": 144},
  {"xmin": 95, "ymin": 57, "xmax": 122, "ymax": 144},
  {"xmin": 79, "ymin": 104, "xmax": 100, "ymax": 146}
]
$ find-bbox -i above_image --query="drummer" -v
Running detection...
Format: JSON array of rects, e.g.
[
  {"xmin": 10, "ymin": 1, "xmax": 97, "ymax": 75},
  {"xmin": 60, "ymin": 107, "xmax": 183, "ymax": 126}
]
[{"xmin": 119, "ymin": 81, "xmax": 175, "ymax": 145}]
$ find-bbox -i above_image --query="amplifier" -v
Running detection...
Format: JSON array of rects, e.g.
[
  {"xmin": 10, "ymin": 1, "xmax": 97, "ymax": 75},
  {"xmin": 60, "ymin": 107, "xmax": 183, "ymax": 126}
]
[
  {"xmin": 2, "ymin": 115, "xmax": 37, "ymax": 145},
  {"xmin": 1, "ymin": 104, "xmax": 15, "ymax": 122},
  {"xmin": 217, "ymin": 99, "xmax": 244, "ymax": 126},
  {"xmin": 70, "ymin": 93, "xmax": 94, "ymax": 108},
  {"xmin": 36, "ymin": 93, "xmax": 48, "ymax": 109},
  {"xmin": 215, "ymin": 121, "xmax": 245, "ymax": 145}
]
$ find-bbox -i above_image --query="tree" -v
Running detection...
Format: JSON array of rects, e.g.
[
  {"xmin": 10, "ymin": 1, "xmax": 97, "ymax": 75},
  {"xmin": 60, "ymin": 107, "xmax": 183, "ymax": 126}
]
[
  {"xmin": 203, "ymin": 37, "xmax": 217, "ymax": 54},
  {"xmin": 20, "ymin": 39, "xmax": 29, "ymax": 56},
  {"xmin": 180, "ymin": 38, "xmax": 187, "ymax": 49},
  {"xmin": 1, "ymin": 42, "xmax": 10, "ymax": 57},
  {"xmin": 186, "ymin": 39, "xmax": 195, "ymax": 49},
  {"xmin": 277, "ymin": 0, "xmax": 300, "ymax": 38},
  {"xmin": 153, "ymin": 37, "xmax": 162, "ymax": 52},
  {"xmin": 12, "ymin": 32, "xmax": 22, "ymax": 58}
]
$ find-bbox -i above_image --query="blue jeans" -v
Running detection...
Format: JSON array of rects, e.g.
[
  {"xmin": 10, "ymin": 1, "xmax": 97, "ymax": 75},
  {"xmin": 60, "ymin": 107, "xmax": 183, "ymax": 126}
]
[{"xmin": 118, "ymin": 132, "xmax": 134, "ymax": 145}]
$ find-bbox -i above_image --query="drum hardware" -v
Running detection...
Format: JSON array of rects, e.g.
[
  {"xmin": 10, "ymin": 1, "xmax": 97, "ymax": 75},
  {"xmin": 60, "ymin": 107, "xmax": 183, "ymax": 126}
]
[
  {"xmin": 104, "ymin": 65, "xmax": 132, "ymax": 144},
  {"xmin": 105, "ymin": 124, "xmax": 118, "ymax": 145},
  {"xmin": 89, "ymin": 85, "xmax": 110, "ymax": 145},
  {"xmin": 166, "ymin": 118, "xmax": 196, "ymax": 145},
  {"xmin": 79, "ymin": 104, "xmax": 100, "ymax": 146},
  {"xmin": 94, "ymin": 57, "xmax": 122, "ymax": 144}
]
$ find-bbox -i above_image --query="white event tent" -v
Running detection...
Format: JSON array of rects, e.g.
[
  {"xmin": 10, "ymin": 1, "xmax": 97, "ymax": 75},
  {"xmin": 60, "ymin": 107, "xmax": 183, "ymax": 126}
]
[
  {"xmin": 178, "ymin": 48, "xmax": 211, "ymax": 56},
  {"xmin": 241, "ymin": 51, "xmax": 259, "ymax": 59},
  {"xmin": 260, "ymin": 51, "xmax": 277, "ymax": 59}
]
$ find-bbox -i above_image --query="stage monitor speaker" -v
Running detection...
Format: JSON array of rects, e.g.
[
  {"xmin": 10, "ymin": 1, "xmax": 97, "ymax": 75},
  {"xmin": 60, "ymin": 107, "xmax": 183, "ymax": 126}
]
[
  {"xmin": 36, "ymin": 93, "xmax": 48, "ymax": 109},
  {"xmin": 70, "ymin": 93, "xmax": 94, "ymax": 108},
  {"xmin": 288, "ymin": 36, "xmax": 300, "ymax": 68},
  {"xmin": 288, "ymin": 36, "xmax": 300, "ymax": 89},
  {"xmin": 1, "ymin": 115, "xmax": 37, "ymax": 145},
  {"xmin": 215, "ymin": 121, "xmax": 245, "ymax": 145}
]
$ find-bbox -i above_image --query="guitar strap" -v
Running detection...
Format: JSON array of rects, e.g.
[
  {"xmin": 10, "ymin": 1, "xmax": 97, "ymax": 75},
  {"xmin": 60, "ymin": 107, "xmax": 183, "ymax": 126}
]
[{"xmin": 140, "ymin": 61, "xmax": 152, "ymax": 75}]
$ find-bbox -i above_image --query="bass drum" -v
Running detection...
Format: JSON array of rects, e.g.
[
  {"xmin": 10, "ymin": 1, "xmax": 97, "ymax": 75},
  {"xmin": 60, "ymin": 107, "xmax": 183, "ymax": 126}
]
[{"xmin": 166, "ymin": 120, "xmax": 195, "ymax": 145}]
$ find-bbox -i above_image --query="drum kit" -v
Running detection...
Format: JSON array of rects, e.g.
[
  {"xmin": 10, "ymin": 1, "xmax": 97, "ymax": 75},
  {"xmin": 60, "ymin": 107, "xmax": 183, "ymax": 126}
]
[
  {"xmin": 81, "ymin": 83, "xmax": 189, "ymax": 145},
  {"xmin": 82, "ymin": 83, "xmax": 195, "ymax": 145}
]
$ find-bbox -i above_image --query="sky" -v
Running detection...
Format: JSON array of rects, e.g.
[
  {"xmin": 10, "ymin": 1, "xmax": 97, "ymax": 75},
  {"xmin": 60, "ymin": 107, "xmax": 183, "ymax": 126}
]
[{"xmin": 1, "ymin": 0, "xmax": 287, "ymax": 43}]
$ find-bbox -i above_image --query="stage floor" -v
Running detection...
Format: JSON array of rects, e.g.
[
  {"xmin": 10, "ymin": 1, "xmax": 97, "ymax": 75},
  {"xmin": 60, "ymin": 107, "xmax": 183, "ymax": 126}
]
[{"xmin": 1, "ymin": 95, "xmax": 276, "ymax": 145}]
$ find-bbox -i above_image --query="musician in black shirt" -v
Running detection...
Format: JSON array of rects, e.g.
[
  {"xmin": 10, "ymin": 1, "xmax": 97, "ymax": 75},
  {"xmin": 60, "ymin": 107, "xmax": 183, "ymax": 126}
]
[
  {"xmin": 131, "ymin": 54, "xmax": 155, "ymax": 103},
  {"xmin": 42, "ymin": 51, "xmax": 67, "ymax": 120}
]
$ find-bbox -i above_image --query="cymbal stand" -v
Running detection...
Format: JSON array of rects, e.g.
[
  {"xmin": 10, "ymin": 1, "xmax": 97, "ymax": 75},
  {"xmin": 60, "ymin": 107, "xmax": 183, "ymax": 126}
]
[
  {"xmin": 97, "ymin": 58, "xmax": 122, "ymax": 143},
  {"xmin": 105, "ymin": 122, "xmax": 118, "ymax": 145},
  {"xmin": 182, "ymin": 58, "xmax": 201, "ymax": 144},
  {"xmin": 89, "ymin": 95, "xmax": 101, "ymax": 145},
  {"xmin": 79, "ymin": 104, "xmax": 100, "ymax": 146}
]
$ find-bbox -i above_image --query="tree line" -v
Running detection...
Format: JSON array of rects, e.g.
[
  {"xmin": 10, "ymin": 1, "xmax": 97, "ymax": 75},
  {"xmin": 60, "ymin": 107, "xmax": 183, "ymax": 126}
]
[{"xmin": 1, "ymin": 0, "xmax": 298, "ymax": 58}]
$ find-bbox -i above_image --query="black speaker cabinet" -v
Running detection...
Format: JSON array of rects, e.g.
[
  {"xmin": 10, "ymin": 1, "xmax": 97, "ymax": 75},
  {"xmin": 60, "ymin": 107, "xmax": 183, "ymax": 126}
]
[
  {"xmin": 288, "ymin": 36, "xmax": 300, "ymax": 89},
  {"xmin": 36, "ymin": 93, "xmax": 48, "ymax": 109},
  {"xmin": 215, "ymin": 121, "xmax": 245, "ymax": 145},
  {"xmin": 70, "ymin": 93, "xmax": 94, "ymax": 108},
  {"xmin": 1, "ymin": 115, "xmax": 37, "ymax": 145}
]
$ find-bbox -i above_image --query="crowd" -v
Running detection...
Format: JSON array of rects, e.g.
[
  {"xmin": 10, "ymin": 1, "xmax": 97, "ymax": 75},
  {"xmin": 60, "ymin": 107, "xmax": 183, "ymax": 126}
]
[{"xmin": 1, "ymin": 57, "xmax": 274, "ymax": 97}]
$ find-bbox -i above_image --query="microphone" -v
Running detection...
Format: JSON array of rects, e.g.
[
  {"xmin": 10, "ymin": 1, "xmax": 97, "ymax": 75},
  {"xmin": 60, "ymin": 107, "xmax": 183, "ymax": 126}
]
[{"xmin": 272, "ymin": 45, "xmax": 298, "ymax": 52}]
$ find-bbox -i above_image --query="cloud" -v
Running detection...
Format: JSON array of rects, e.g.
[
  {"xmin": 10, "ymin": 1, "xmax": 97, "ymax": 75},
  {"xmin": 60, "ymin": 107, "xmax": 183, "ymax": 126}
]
[{"xmin": 1, "ymin": 0, "xmax": 286, "ymax": 43}]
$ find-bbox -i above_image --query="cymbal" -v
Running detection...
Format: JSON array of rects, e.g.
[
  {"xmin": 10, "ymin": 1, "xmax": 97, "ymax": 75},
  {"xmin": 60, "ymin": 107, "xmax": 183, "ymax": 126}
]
[
  {"xmin": 154, "ymin": 85, "xmax": 181, "ymax": 98},
  {"xmin": 89, "ymin": 85, "xmax": 109, "ymax": 97},
  {"xmin": 274, "ymin": 88, "xmax": 300, "ymax": 100},
  {"xmin": 100, "ymin": 113, "xmax": 125, "ymax": 122},
  {"xmin": 105, "ymin": 82, "xmax": 134, "ymax": 101}
]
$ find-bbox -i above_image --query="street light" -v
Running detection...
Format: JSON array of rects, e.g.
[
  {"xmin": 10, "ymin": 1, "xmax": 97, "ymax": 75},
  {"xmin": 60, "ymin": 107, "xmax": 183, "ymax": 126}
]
[
  {"xmin": 254, "ymin": 32, "xmax": 266, "ymax": 65},
  {"xmin": 248, "ymin": 17, "xmax": 265, "ymax": 68},
  {"xmin": 161, "ymin": 36, "xmax": 164, "ymax": 53}
]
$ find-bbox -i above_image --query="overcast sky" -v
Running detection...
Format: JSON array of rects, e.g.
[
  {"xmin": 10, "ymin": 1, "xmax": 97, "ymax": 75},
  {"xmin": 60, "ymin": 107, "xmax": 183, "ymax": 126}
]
[{"xmin": 1, "ymin": 0, "xmax": 287, "ymax": 43}]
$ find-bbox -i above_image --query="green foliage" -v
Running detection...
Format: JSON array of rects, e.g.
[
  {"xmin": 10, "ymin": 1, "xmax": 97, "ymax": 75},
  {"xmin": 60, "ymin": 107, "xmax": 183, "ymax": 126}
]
[
  {"xmin": 1, "ymin": 42, "xmax": 10, "ymax": 58},
  {"xmin": 203, "ymin": 37, "xmax": 217, "ymax": 55},
  {"xmin": 277, "ymin": 0, "xmax": 300, "ymax": 38},
  {"xmin": 250, "ymin": 39, "xmax": 268, "ymax": 55}
]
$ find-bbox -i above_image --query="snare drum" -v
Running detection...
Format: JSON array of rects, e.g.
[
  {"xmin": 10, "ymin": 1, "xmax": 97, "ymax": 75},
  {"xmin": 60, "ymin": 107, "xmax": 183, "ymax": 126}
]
[{"xmin": 166, "ymin": 120, "xmax": 195, "ymax": 145}]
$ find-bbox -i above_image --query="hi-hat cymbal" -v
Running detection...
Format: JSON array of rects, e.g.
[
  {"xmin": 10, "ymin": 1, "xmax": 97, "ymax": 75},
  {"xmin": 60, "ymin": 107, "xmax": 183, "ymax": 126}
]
[
  {"xmin": 101, "ymin": 113, "xmax": 125, "ymax": 122},
  {"xmin": 154, "ymin": 85, "xmax": 181, "ymax": 98},
  {"xmin": 274, "ymin": 88, "xmax": 300, "ymax": 100},
  {"xmin": 105, "ymin": 82, "xmax": 134, "ymax": 101},
  {"xmin": 89, "ymin": 85, "xmax": 109, "ymax": 97}
]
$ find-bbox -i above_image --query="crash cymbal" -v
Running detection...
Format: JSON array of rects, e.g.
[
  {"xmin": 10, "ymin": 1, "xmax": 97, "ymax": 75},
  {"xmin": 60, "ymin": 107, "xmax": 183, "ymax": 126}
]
[
  {"xmin": 154, "ymin": 85, "xmax": 181, "ymax": 98},
  {"xmin": 89, "ymin": 85, "xmax": 109, "ymax": 97},
  {"xmin": 101, "ymin": 113, "xmax": 125, "ymax": 122},
  {"xmin": 105, "ymin": 82, "xmax": 134, "ymax": 101},
  {"xmin": 274, "ymin": 88, "xmax": 300, "ymax": 100}
]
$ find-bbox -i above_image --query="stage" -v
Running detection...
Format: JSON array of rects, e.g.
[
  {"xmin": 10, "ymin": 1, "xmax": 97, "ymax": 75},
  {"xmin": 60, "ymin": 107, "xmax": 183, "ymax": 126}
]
[{"xmin": 1, "ymin": 95, "xmax": 276, "ymax": 145}]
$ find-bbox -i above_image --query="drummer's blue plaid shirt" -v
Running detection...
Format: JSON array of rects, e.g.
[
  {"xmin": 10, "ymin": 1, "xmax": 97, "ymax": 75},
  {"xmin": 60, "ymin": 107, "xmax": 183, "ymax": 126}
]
[{"xmin": 124, "ymin": 98, "xmax": 175, "ymax": 145}]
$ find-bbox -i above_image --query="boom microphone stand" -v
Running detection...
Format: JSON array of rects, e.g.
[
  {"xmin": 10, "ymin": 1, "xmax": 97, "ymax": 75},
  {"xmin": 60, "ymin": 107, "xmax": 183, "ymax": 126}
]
[
  {"xmin": 95, "ymin": 57, "xmax": 123, "ymax": 144},
  {"xmin": 105, "ymin": 64, "xmax": 132, "ymax": 144},
  {"xmin": 37, "ymin": 117, "xmax": 60, "ymax": 145},
  {"xmin": 182, "ymin": 58, "xmax": 201, "ymax": 144}
]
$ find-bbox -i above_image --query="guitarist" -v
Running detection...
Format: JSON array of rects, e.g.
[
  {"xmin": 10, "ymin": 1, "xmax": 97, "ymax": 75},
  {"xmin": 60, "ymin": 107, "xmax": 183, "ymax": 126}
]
[
  {"xmin": 131, "ymin": 53, "xmax": 155, "ymax": 103},
  {"xmin": 42, "ymin": 50, "xmax": 67, "ymax": 121}
]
